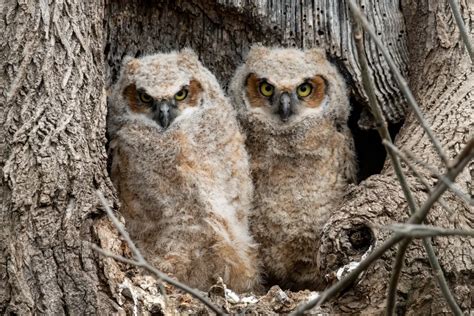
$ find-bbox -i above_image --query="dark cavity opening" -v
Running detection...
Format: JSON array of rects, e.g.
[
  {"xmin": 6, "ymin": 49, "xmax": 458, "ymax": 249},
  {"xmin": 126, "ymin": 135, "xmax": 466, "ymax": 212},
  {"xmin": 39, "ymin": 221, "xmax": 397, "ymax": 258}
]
[
  {"xmin": 348, "ymin": 98, "xmax": 404, "ymax": 182},
  {"xmin": 329, "ymin": 55, "xmax": 404, "ymax": 183},
  {"xmin": 348, "ymin": 224, "xmax": 374, "ymax": 253}
]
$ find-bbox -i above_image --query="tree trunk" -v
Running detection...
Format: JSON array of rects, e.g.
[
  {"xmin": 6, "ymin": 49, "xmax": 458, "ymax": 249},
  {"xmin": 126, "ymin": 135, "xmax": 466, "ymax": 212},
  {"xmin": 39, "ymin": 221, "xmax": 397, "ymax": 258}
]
[
  {"xmin": 0, "ymin": 1, "xmax": 119, "ymax": 314},
  {"xmin": 316, "ymin": 1, "xmax": 473, "ymax": 314},
  {"xmin": 1, "ymin": 0, "xmax": 472, "ymax": 314}
]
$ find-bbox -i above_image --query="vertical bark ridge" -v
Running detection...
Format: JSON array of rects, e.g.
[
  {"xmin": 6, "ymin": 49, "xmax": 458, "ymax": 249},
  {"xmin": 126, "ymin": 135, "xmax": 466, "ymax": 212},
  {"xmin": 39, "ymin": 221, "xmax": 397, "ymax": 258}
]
[
  {"xmin": 106, "ymin": 0, "xmax": 408, "ymax": 128},
  {"xmin": 0, "ymin": 1, "xmax": 113, "ymax": 314}
]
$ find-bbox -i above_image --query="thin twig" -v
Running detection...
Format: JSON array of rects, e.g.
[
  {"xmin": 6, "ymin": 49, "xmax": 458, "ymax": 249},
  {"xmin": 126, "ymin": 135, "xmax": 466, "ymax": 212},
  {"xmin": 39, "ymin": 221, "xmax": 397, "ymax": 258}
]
[
  {"xmin": 349, "ymin": 8, "xmax": 458, "ymax": 315},
  {"xmin": 92, "ymin": 245, "xmax": 146, "ymax": 266},
  {"xmin": 422, "ymin": 238, "xmax": 463, "ymax": 315},
  {"xmin": 447, "ymin": 0, "xmax": 474, "ymax": 62},
  {"xmin": 384, "ymin": 148, "xmax": 461, "ymax": 315},
  {"xmin": 290, "ymin": 138, "xmax": 473, "ymax": 316},
  {"xmin": 350, "ymin": 2, "xmax": 468, "ymax": 314},
  {"xmin": 382, "ymin": 141, "xmax": 453, "ymax": 213},
  {"xmin": 399, "ymin": 139, "xmax": 474, "ymax": 316},
  {"xmin": 351, "ymin": 12, "xmax": 415, "ymax": 314},
  {"xmin": 94, "ymin": 191, "xmax": 224, "ymax": 315},
  {"xmin": 352, "ymin": 16, "xmax": 412, "ymax": 314},
  {"xmin": 96, "ymin": 192, "xmax": 145, "ymax": 262},
  {"xmin": 384, "ymin": 224, "xmax": 474, "ymax": 238},
  {"xmin": 384, "ymin": 141, "xmax": 473, "ymax": 206},
  {"xmin": 92, "ymin": 244, "xmax": 170, "ymax": 307},
  {"xmin": 351, "ymin": 8, "xmax": 417, "ymax": 214},
  {"xmin": 386, "ymin": 239, "xmax": 411, "ymax": 314},
  {"xmin": 347, "ymin": 0, "xmax": 449, "ymax": 166}
]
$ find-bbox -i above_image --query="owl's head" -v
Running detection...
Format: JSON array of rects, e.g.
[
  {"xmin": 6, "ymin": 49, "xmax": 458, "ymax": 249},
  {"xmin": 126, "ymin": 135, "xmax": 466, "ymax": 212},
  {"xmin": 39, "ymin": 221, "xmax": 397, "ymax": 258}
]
[
  {"xmin": 230, "ymin": 45, "xmax": 349, "ymax": 130},
  {"xmin": 109, "ymin": 49, "xmax": 224, "ymax": 135}
]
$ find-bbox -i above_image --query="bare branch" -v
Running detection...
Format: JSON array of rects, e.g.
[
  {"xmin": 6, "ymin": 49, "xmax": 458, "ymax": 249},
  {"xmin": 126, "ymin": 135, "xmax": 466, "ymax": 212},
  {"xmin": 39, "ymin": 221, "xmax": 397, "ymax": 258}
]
[
  {"xmin": 96, "ymin": 191, "xmax": 145, "ymax": 263},
  {"xmin": 384, "ymin": 141, "xmax": 473, "ymax": 206},
  {"xmin": 351, "ymin": 13, "xmax": 417, "ymax": 315},
  {"xmin": 384, "ymin": 224, "xmax": 474, "ymax": 238},
  {"xmin": 447, "ymin": 0, "xmax": 474, "ymax": 62},
  {"xmin": 91, "ymin": 245, "xmax": 145, "ymax": 267},
  {"xmin": 421, "ymin": 239, "xmax": 463, "ymax": 316},
  {"xmin": 94, "ymin": 191, "xmax": 225, "ymax": 315},
  {"xmin": 349, "ymin": 6, "xmax": 461, "ymax": 315},
  {"xmin": 381, "ymin": 141, "xmax": 453, "ymax": 213},
  {"xmin": 386, "ymin": 239, "xmax": 411, "ymax": 314},
  {"xmin": 382, "ymin": 141, "xmax": 468, "ymax": 315},
  {"xmin": 347, "ymin": 0, "xmax": 449, "ymax": 165},
  {"xmin": 351, "ymin": 6, "xmax": 417, "ymax": 214},
  {"xmin": 290, "ymin": 129, "xmax": 474, "ymax": 316}
]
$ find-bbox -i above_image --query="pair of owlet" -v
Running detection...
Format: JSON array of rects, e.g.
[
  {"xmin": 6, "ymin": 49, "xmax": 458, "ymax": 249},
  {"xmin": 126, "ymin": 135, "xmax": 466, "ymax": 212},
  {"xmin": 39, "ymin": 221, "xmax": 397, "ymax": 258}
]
[
  {"xmin": 229, "ymin": 46, "xmax": 356, "ymax": 290},
  {"xmin": 107, "ymin": 49, "xmax": 259, "ymax": 292},
  {"xmin": 108, "ymin": 45, "xmax": 355, "ymax": 292}
]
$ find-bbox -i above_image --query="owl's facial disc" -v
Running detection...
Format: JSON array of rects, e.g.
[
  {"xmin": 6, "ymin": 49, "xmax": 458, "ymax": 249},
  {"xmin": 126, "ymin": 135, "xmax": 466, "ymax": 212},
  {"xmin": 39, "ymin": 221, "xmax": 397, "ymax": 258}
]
[
  {"xmin": 245, "ymin": 73, "xmax": 327, "ymax": 124},
  {"xmin": 135, "ymin": 88, "xmax": 180, "ymax": 129},
  {"xmin": 124, "ymin": 79, "xmax": 203, "ymax": 129},
  {"xmin": 151, "ymin": 99, "xmax": 176, "ymax": 128}
]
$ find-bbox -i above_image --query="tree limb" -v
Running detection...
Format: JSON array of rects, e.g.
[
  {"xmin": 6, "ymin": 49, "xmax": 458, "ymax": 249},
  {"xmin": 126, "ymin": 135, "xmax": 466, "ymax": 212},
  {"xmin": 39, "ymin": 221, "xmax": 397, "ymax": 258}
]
[
  {"xmin": 383, "ymin": 224, "xmax": 474, "ymax": 238},
  {"xmin": 447, "ymin": 0, "xmax": 474, "ymax": 62},
  {"xmin": 290, "ymin": 133, "xmax": 473, "ymax": 316},
  {"xmin": 349, "ymin": 4, "xmax": 461, "ymax": 315},
  {"xmin": 347, "ymin": 0, "xmax": 449, "ymax": 165}
]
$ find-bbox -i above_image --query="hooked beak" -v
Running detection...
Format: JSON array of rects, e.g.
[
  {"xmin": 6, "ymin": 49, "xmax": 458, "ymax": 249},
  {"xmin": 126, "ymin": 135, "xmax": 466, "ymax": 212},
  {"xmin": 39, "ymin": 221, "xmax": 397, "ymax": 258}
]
[
  {"xmin": 153, "ymin": 101, "xmax": 172, "ymax": 129},
  {"xmin": 278, "ymin": 92, "xmax": 292, "ymax": 122}
]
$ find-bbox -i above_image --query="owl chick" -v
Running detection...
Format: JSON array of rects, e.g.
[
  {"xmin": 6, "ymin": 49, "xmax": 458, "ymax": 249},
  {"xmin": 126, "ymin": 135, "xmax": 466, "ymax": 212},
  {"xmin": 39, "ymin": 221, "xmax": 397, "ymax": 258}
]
[
  {"xmin": 229, "ymin": 45, "xmax": 356, "ymax": 290},
  {"xmin": 107, "ymin": 49, "xmax": 259, "ymax": 292}
]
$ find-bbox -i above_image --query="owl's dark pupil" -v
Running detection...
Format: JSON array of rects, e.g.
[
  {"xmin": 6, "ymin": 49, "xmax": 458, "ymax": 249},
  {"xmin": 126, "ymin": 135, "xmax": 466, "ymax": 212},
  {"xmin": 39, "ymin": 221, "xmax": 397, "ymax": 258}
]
[
  {"xmin": 265, "ymin": 86, "xmax": 271, "ymax": 92},
  {"xmin": 301, "ymin": 86, "xmax": 307, "ymax": 91}
]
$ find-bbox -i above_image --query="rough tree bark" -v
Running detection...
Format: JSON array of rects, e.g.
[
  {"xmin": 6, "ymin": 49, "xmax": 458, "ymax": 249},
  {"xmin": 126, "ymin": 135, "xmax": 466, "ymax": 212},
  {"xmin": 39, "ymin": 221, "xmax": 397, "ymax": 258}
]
[
  {"xmin": 316, "ymin": 1, "xmax": 473, "ymax": 314},
  {"xmin": 0, "ymin": 1, "xmax": 118, "ymax": 314},
  {"xmin": 1, "ymin": 0, "xmax": 472, "ymax": 314}
]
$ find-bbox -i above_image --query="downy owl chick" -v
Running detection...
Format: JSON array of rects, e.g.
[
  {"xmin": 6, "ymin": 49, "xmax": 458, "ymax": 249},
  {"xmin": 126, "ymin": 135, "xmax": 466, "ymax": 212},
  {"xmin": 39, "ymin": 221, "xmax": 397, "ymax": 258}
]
[
  {"xmin": 107, "ymin": 49, "xmax": 259, "ymax": 292},
  {"xmin": 229, "ymin": 45, "xmax": 356, "ymax": 290}
]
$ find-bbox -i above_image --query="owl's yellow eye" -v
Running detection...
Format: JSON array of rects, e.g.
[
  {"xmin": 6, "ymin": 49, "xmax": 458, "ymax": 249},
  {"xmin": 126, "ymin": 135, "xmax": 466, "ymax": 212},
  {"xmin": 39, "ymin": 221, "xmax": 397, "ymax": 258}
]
[
  {"xmin": 259, "ymin": 82, "xmax": 274, "ymax": 97},
  {"xmin": 139, "ymin": 92, "xmax": 152, "ymax": 103},
  {"xmin": 174, "ymin": 89, "xmax": 188, "ymax": 101},
  {"xmin": 297, "ymin": 83, "xmax": 312, "ymax": 98}
]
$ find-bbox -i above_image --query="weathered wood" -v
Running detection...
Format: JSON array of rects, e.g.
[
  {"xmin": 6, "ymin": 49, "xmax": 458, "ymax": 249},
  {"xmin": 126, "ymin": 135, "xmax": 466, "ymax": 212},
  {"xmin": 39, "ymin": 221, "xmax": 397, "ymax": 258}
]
[
  {"xmin": 0, "ymin": 0, "xmax": 116, "ymax": 314},
  {"xmin": 105, "ymin": 0, "xmax": 409, "ymax": 128},
  {"xmin": 315, "ymin": 0, "xmax": 473, "ymax": 313}
]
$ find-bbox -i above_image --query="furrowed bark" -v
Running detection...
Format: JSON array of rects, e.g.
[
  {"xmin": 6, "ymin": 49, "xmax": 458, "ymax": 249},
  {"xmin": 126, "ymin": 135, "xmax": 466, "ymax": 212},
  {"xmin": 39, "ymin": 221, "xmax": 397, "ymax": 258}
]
[
  {"xmin": 315, "ymin": 1, "xmax": 473, "ymax": 314},
  {"xmin": 0, "ymin": 1, "xmax": 118, "ymax": 314}
]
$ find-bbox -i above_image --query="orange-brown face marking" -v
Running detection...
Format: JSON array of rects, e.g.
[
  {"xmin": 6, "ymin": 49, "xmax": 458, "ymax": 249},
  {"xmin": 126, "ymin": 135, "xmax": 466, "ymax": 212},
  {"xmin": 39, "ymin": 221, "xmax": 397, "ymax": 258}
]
[
  {"xmin": 123, "ymin": 84, "xmax": 152, "ymax": 114},
  {"xmin": 124, "ymin": 79, "xmax": 203, "ymax": 115},
  {"xmin": 245, "ymin": 73, "xmax": 268, "ymax": 108},
  {"xmin": 184, "ymin": 79, "xmax": 203, "ymax": 108},
  {"xmin": 303, "ymin": 75, "xmax": 326, "ymax": 108}
]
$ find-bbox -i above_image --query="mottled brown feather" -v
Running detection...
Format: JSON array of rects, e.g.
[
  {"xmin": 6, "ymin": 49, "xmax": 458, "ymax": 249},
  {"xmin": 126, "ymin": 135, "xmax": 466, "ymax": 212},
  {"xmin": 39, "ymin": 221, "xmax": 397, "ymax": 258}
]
[
  {"xmin": 123, "ymin": 84, "xmax": 151, "ymax": 114},
  {"xmin": 304, "ymin": 75, "xmax": 326, "ymax": 108},
  {"xmin": 187, "ymin": 79, "xmax": 203, "ymax": 107},
  {"xmin": 245, "ymin": 73, "xmax": 267, "ymax": 108}
]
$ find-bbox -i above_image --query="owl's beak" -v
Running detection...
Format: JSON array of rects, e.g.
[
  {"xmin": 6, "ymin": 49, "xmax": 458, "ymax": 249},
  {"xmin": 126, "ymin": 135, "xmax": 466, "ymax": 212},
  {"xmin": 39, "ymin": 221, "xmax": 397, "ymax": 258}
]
[
  {"xmin": 278, "ymin": 92, "xmax": 292, "ymax": 122},
  {"xmin": 153, "ymin": 101, "xmax": 172, "ymax": 129}
]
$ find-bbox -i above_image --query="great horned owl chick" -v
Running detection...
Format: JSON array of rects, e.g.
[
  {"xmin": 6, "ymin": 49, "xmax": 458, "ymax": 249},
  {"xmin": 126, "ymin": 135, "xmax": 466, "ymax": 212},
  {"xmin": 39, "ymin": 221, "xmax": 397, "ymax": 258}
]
[
  {"xmin": 107, "ymin": 49, "xmax": 259, "ymax": 292},
  {"xmin": 229, "ymin": 45, "xmax": 356, "ymax": 290}
]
